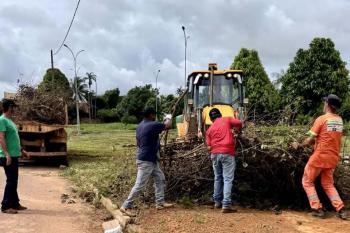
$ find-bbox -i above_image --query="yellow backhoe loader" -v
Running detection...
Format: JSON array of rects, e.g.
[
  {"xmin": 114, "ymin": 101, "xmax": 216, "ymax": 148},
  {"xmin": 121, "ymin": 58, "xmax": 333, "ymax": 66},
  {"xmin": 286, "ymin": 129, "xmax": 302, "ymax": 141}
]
[{"xmin": 175, "ymin": 63, "xmax": 247, "ymax": 140}]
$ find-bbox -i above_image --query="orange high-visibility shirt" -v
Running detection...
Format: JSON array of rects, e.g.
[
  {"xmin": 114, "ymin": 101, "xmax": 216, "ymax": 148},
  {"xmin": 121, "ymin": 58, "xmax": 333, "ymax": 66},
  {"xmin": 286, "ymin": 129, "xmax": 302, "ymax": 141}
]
[{"xmin": 307, "ymin": 113, "xmax": 343, "ymax": 168}]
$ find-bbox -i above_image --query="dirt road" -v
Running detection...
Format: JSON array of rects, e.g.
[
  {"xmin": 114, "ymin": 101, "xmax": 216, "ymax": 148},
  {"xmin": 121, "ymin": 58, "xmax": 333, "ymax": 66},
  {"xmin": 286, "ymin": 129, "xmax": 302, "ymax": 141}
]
[
  {"xmin": 139, "ymin": 206, "xmax": 350, "ymax": 233},
  {"xmin": 0, "ymin": 167, "xmax": 102, "ymax": 233}
]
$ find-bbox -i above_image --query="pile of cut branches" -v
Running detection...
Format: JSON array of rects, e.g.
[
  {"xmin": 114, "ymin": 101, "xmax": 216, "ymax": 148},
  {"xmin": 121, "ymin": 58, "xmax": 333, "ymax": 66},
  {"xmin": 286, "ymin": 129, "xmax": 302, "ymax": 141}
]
[
  {"xmin": 160, "ymin": 124, "xmax": 350, "ymax": 209},
  {"xmin": 13, "ymin": 84, "xmax": 69, "ymax": 125}
]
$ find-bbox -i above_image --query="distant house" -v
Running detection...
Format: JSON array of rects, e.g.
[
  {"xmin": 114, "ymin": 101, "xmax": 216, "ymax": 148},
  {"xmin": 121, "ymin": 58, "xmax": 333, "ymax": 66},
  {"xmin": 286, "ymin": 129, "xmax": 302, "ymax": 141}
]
[{"xmin": 4, "ymin": 92, "xmax": 16, "ymax": 99}]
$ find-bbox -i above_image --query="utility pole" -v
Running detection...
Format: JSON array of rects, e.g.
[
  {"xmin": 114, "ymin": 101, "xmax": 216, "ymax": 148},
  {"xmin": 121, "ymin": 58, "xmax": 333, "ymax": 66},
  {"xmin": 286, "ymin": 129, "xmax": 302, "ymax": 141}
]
[
  {"xmin": 94, "ymin": 79, "xmax": 97, "ymax": 118},
  {"xmin": 155, "ymin": 69, "xmax": 160, "ymax": 121},
  {"xmin": 182, "ymin": 26, "xmax": 189, "ymax": 88},
  {"xmin": 182, "ymin": 26, "xmax": 189, "ymax": 116},
  {"xmin": 50, "ymin": 50, "xmax": 54, "ymax": 69},
  {"xmin": 64, "ymin": 44, "xmax": 85, "ymax": 135},
  {"xmin": 50, "ymin": 50, "xmax": 55, "ymax": 87}
]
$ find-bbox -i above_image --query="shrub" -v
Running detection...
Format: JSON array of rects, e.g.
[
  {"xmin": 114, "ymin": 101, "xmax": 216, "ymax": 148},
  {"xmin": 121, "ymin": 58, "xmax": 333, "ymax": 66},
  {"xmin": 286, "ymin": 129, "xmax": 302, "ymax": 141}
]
[
  {"xmin": 97, "ymin": 109, "xmax": 119, "ymax": 122},
  {"xmin": 121, "ymin": 114, "xmax": 138, "ymax": 125}
]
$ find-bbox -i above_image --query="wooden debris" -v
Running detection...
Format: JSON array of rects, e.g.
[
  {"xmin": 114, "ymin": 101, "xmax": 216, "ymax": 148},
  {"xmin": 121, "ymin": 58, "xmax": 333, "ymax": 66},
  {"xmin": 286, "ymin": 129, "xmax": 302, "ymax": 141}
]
[
  {"xmin": 159, "ymin": 125, "xmax": 350, "ymax": 209},
  {"xmin": 13, "ymin": 84, "xmax": 69, "ymax": 125}
]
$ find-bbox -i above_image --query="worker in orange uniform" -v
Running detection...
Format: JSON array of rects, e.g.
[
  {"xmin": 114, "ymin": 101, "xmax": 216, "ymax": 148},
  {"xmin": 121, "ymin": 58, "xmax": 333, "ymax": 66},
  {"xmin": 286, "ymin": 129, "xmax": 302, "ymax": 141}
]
[
  {"xmin": 292, "ymin": 94, "xmax": 347, "ymax": 220},
  {"xmin": 206, "ymin": 108, "xmax": 242, "ymax": 213}
]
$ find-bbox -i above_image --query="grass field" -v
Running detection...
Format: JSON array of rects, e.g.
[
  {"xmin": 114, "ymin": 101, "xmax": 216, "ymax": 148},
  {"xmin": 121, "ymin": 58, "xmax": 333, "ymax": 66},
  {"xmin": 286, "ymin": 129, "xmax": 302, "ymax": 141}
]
[{"xmin": 63, "ymin": 123, "xmax": 138, "ymax": 204}]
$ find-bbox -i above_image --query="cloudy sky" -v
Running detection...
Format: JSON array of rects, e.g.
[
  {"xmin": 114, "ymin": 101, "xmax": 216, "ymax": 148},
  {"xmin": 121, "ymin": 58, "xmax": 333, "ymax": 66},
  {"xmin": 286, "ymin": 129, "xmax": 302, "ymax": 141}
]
[{"xmin": 1, "ymin": 0, "xmax": 350, "ymax": 97}]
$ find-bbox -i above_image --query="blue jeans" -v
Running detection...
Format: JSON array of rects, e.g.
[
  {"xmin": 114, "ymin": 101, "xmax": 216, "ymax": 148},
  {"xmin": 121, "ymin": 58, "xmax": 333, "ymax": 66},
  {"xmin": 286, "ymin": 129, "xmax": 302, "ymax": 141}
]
[
  {"xmin": 122, "ymin": 160, "xmax": 165, "ymax": 209},
  {"xmin": 211, "ymin": 154, "xmax": 236, "ymax": 208}
]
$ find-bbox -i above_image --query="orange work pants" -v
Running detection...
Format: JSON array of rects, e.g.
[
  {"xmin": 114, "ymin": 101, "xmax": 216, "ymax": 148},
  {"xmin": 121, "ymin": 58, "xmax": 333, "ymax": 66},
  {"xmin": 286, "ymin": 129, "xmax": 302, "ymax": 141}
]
[{"xmin": 302, "ymin": 163, "xmax": 344, "ymax": 211}]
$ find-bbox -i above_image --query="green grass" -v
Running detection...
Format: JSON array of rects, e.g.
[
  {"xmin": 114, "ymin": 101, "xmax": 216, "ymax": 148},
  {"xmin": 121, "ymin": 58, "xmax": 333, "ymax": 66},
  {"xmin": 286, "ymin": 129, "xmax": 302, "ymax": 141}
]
[
  {"xmin": 63, "ymin": 122, "xmax": 178, "ymax": 205},
  {"xmin": 80, "ymin": 122, "xmax": 137, "ymax": 132},
  {"xmin": 68, "ymin": 129, "xmax": 136, "ymax": 156},
  {"xmin": 66, "ymin": 122, "xmax": 137, "ymax": 134},
  {"xmin": 62, "ymin": 123, "xmax": 137, "ymax": 204}
]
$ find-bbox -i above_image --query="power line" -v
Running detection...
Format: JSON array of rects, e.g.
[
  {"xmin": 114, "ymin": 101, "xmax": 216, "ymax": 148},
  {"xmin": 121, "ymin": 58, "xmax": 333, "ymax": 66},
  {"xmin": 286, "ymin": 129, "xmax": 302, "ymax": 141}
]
[{"xmin": 53, "ymin": 0, "xmax": 82, "ymax": 55}]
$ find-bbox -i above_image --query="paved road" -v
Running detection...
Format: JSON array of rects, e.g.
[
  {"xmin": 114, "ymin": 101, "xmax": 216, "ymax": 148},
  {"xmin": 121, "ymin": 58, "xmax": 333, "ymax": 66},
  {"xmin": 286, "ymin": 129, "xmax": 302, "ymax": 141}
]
[{"xmin": 0, "ymin": 167, "xmax": 102, "ymax": 233}]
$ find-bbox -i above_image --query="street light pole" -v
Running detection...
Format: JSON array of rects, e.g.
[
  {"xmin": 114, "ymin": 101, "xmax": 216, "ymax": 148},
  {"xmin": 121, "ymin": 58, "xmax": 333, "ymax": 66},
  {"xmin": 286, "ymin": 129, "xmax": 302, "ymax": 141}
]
[
  {"xmin": 64, "ymin": 44, "xmax": 85, "ymax": 135},
  {"xmin": 182, "ymin": 26, "xmax": 189, "ymax": 88},
  {"xmin": 94, "ymin": 77, "xmax": 97, "ymax": 118},
  {"xmin": 155, "ymin": 69, "xmax": 160, "ymax": 121}
]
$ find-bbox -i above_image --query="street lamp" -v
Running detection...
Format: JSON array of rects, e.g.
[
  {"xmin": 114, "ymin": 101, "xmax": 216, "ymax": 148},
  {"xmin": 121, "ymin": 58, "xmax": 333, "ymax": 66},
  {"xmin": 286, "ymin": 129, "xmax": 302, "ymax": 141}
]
[
  {"xmin": 182, "ymin": 26, "xmax": 189, "ymax": 88},
  {"xmin": 155, "ymin": 69, "xmax": 160, "ymax": 121},
  {"xmin": 64, "ymin": 44, "xmax": 85, "ymax": 135},
  {"xmin": 94, "ymin": 77, "xmax": 98, "ymax": 118}
]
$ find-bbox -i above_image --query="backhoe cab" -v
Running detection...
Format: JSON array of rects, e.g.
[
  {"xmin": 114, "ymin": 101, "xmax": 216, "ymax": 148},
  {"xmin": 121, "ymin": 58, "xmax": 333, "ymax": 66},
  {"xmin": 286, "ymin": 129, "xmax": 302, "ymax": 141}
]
[{"xmin": 176, "ymin": 63, "xmax": 246, "ymax": 139}]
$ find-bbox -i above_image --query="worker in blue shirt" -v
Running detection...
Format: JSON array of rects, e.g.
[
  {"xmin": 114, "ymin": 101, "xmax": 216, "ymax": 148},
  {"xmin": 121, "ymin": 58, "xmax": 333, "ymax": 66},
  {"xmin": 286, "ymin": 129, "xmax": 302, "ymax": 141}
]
[{"xmin": 120, "ymin": 107, "xmax": 173, "ymax": 216}]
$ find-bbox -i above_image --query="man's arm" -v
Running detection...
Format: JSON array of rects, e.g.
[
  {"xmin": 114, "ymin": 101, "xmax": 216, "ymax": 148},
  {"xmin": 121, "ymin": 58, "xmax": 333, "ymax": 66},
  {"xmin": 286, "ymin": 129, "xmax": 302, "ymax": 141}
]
[
  {"xmin": 291, "ymin": 117, "xmax": 322, "ymax": 150},
  {"xmin": 163, "ymin": 118, "xmax": 172, "ymax": 130},
  {"xmin": 0, "ymin": 132, "xmax": 9, "ymax": 156},
  {"xmin": 21, "ymin": 148, "xmax": 30, "ymax": 159},
  {"xmin": 206, "ymin": 130, "xmax": 212, "ymax": 151},
  {"xmin": 161, "ymin": 114, "xmax": 173, "ymax": 131},
  {"xmin": 230, "ymin": 118, "xmax": 243, "ymax": 132},
  {"xmin": 291, "ymin": 136, "xmax": 315, "ymax": 150},
  {"xmin": 153, "ymin": 118, "xmax": 172, "ymax": 135},
  {"xmin": 0, "ymin": 132, "xmax": 11, "ymax": 166}
]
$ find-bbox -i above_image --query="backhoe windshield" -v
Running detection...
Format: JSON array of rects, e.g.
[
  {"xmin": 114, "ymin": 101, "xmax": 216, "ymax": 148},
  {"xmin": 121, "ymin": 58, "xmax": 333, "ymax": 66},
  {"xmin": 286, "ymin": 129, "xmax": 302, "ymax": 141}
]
[
  {"xmin": 195, "ymin": 75, "xmax": 239, "ymax": 108},
  {"xmin": 197, "ymin": 80, "xmax": 209, "ymax": 107}
]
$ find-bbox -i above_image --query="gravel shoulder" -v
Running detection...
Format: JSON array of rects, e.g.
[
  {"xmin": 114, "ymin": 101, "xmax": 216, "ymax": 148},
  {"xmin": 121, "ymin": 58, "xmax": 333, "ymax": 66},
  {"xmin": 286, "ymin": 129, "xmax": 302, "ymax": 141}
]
[
  {"xmin": 0, "ymin": 167, "xmax": 103, "ymax": 233},
  {"xmin": 138, "ymin": 205, "xmax": 350, "ymax": 233}
]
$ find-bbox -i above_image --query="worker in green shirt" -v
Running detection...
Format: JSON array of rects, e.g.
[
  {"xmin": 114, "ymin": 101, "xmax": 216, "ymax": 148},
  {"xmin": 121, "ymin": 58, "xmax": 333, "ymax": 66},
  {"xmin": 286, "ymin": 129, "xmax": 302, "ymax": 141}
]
[{"xmin": 0, "ymin": 99, "xmax": 29, "ymax": 214}]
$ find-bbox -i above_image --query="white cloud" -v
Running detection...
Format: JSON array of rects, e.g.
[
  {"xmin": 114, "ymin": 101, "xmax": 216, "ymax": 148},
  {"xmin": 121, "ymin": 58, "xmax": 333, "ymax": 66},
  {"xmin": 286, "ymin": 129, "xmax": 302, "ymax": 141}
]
[
  {"xmin": 264, "ymin": 5, "xmax": 294, "ymax": 27},
  {"xmin": 1, "ymin": 0, "xmax": 350, "ymax": 99}
]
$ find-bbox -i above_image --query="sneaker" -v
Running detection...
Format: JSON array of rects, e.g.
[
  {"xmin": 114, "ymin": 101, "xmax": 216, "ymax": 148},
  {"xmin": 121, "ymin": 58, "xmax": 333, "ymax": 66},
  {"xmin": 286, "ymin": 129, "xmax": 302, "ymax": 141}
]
[
  {"xmin": 221, "ymin": 206, "xmax": 238, "ymax": 213},
  {"xmin": 1, "ymin": 208, "xmax": 18, "ymax": 214},
  {"xmin": 120, "ymin": 207, "xmax": 137, "ymax": 217},
  {"xmin": 15, "ymin": 205, "xmax": 28, "ymax": 211},
  {"xmin": 336, "ymin": 208, "xmax": 348, "ymax": 220},
  {"xmin": 156, "ymin": 203, "xmax": 174, "ymax": 210},
  {"xmin": 214, "ymin": 202, "xmax": 222, "ymax": 209},
  {"xmin": 311, "ymin": 209, "xmax": 325, "ymax": 219}
]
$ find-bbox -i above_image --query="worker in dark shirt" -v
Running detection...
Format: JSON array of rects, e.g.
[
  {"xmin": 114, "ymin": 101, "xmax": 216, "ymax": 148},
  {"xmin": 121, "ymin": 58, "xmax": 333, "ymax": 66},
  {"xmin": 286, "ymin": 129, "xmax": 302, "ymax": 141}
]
[{"xmin": 120, "ymin": 107, "xmax": 173, "ymax": 216}]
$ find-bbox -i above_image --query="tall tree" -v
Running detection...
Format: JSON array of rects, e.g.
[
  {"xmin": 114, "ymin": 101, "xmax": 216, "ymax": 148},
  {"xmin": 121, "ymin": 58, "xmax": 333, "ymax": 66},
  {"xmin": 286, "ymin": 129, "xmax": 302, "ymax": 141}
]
[
  {"xmin": 84, "ymin": 72, "xmax": 97, "ymax": 120},
  {"xmin": 103, "ymin": 88, "xmax": 120, "ymax": 108},
  {"xmin": 159, "ymin": 94, "xmax": 182, "ymax": 117},
  {"xmin": 116, "ymin": 85, "xmax": 156, "ymax": 122},
  {"xmin": 71, "ymin": 77, "xmax": 89, "ymax": 102},
  {"xmin": 280, "ymin": 38, "xmax": 350, "ymax": 115},
  {"xmin": 38, "ymin": 68, "xmax": 72, "ymax": 99},
  {"xmin": 231, "ymin": 48, "xmax": 281, "ymax": 117}
]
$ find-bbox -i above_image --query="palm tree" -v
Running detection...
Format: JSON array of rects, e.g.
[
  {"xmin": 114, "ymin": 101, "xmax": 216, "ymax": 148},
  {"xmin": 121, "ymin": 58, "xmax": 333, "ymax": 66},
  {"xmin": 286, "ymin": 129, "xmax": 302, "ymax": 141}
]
[
  {"xmin": 84, "ymin": 72, "xmax": 97, "ymax": 120},
  {"xmin": 71, "ymin": 77, "xmax": 89, "ymax": 102}
]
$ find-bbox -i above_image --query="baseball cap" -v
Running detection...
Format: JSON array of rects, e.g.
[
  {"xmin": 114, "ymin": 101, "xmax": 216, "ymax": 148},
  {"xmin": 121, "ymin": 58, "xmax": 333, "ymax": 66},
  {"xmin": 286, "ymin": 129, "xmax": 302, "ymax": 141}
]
[
  {"xmin": 209, "ymin": 108, "xmax": 222, "ymax": 120},
  {"xmin": 323, "ymin": 94, "xmax": 341, "ymax": 110}
]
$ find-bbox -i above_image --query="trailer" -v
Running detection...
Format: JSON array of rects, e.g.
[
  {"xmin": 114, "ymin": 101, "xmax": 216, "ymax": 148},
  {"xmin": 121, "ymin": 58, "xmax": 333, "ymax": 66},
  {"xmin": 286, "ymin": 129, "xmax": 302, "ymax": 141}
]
[{"xmin": 18, "ymin": 121, "xmax": 67, "ymax": 163}]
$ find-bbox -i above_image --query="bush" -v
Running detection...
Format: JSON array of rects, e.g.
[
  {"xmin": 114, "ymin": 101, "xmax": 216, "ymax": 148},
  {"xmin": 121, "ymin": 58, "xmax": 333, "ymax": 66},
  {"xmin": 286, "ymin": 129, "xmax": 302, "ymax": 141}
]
[
  {"xmin": 339, "ymin": 95, "xmax": 350, "ymax": 122},
  {"xmin": 121, "ymin": 114, "xmax": 138, "ymax": 124},
  {"xmin": 295, "ymin": 114, "xmax": 313, "ymax": 125},
  {"xmin": 97, "ymin": 109, "xmax": 119, "ymax": 122}
]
